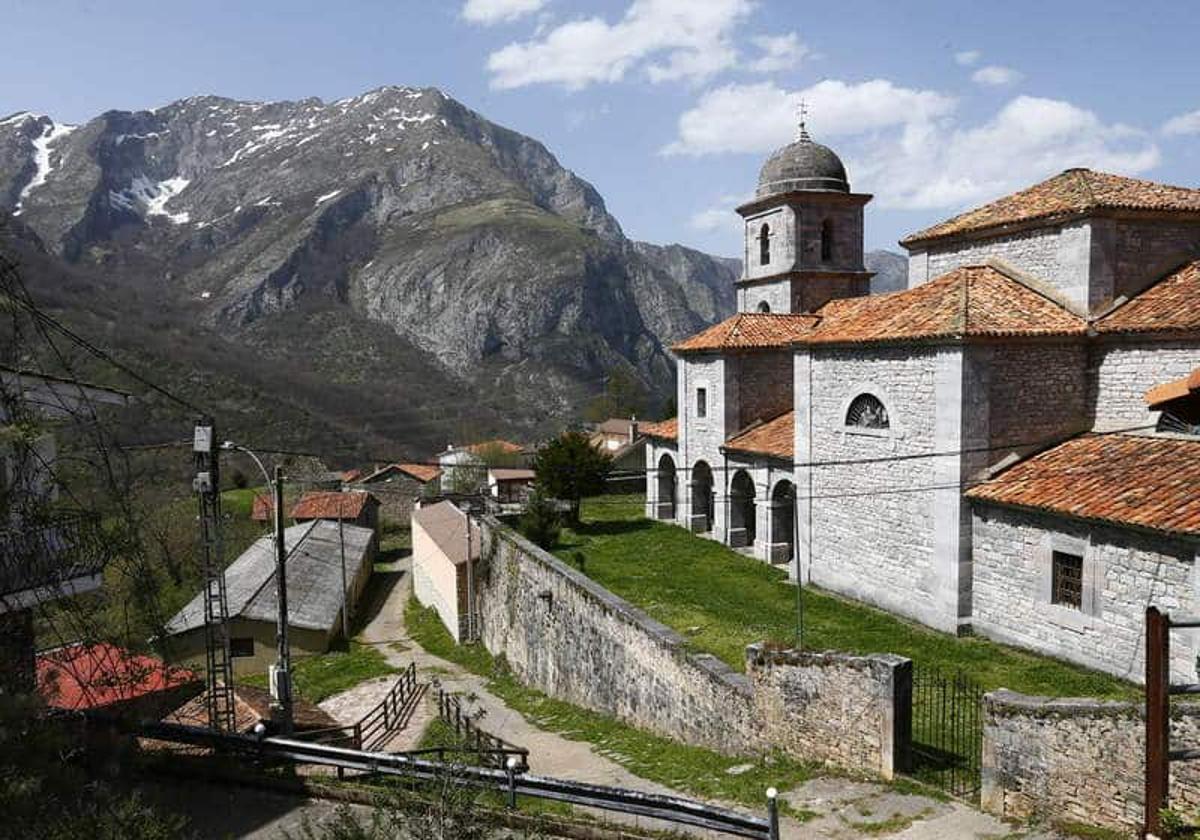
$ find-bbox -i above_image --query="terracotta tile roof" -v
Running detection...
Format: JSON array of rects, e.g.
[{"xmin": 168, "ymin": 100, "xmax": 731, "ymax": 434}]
[
  {"xmin": 341, "ymin": 468, "xmax": 363, "ymax": 483},
  {"xmin": 291, "ymin": 490, "xmax": 376, "ymax": 520},
  {"xmin": 640, "ymin": 417, "xmax": 678, "ymax": 441},
  {"xmin": 1146, "ymin": 367, "xmax": 1200, "ymax": 409},
  {"xmin": 489, "ymin": 467, "xmax": 535, "ymax": 481},
  {"xmin": 164, "ymin": 684, "xmax": 339, "ymax": 734},
  {"xmin": 966, "ymin": 434, "xmax": 1200, "ymax": 537},
  {"xmin": 1096, "ymin": 260, "xmax": 1200, "ymax": 335},
  {"xmin": 362, "ymin": 463, "xmax": 440, "ymax": 484},
  {"xmin": 723, "ymin": 411, "xmax": 794, "ymax": 460},
  {"xmin": 806, "ymin": 264, "xmax": 1086, "ymax": 345},
  {"xmin": 465, "ymin": 439, "xmax": 525, "ymax": 456},
  {"xmin": 37, "ymin": 643, "xmax": 198, "ymax": 711},
  {"xmin": 594, "ymin": 418, "xmax": 635, "ymax": 436},
  {"xmin": 251, "ymin": 494, "xmax": 274, "ymax": 521},
  {"xmin": 671, "ymin": 313, "xmax": 819, "ymax": 353},
  {"xmin": 902, "ymin": 169, "xmax": 1200, "ymax": 246}
]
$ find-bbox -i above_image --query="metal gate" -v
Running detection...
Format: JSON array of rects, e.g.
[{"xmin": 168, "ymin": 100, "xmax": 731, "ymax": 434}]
[{"xmin": 907, "ymin": 664, "xmax": 984, "ymax": 799}]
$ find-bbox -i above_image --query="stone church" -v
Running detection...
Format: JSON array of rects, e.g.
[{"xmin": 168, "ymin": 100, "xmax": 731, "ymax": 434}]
[{"xmin": 641, "ymin": 123, "xmax": 1200, "ymax": 683}]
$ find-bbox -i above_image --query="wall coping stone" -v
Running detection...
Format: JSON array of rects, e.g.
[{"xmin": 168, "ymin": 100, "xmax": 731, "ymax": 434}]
[
  {"xmin": 985, "ymin": 688, "xmax": 1200, "ymax": 720},
  {"xmin": 480, "ymin": 515, "xmax": 754, "ymax": 697},
  {"xmin": 745, "ymin": 642, "xmax": 910, "ymax": 673}
]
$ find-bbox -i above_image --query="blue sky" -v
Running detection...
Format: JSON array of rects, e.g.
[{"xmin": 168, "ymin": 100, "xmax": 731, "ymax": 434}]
[{"xmin": 4, "ymin": 0, "xmax": 1199, "ymax": 256}]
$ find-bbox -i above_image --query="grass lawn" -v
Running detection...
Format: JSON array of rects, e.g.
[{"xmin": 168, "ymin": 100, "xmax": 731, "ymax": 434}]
[
  {"xmin": 555, "ymin": 495, "xmax": 1137, "ymax": 701},
  {"xmin": 241, "ymin": 641, "xmax": 398, "ymax": 704},
  {"xmin": 405, "ymin": 596, "xmax": 817, "ymax": 815}
]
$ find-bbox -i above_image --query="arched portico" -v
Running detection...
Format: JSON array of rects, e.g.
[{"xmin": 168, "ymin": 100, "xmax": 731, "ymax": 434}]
[
  {"xmin": 766, "ymin": 479, "xmax": 795, "ymax": 564},
  {"xmin": 729, "ymin": 469, "xmax": 756, "ymax": 548},
  {"xmin": 689, "ymin": 461, "xmax": 715, "ymax": 533},
  {"xmin": 655, "ymin": 453, "xmax": 677, "ymax": 520}
]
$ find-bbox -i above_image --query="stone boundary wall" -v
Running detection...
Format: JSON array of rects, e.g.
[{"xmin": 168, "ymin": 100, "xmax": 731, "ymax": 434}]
[
  {"xmin": 982, "ymin": 689, "xmax": 1200, "ymax": 833},
  {"xmin": 473, "ymin": 515, "xmax": 909, "ymax": 776}
]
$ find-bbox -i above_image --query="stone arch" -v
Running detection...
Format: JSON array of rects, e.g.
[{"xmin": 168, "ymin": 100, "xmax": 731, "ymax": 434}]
[
  {"xmin": 770, "ymin": 479, "xmax": 795, "ymax": 563},
  {"xmin": 656, "ymin": 453, "xmax": 677, "ymax": 519},
  {"xmin": 690, "ymin": 460, "xmax": 715, "ymax": 533},
  {"xmin": 729, "ymin": 469, "xmax": 756, "ymax": 547},
  {"xmin": 838, "ymin": 384, "xmax": 901, "ymax": 438},
  {"xmin": 758, "ymin": 223, "xmax": 771, "ymax": 266},
  {"xmin": 757, "ymin": 300, "xmax": 771, "ymax": 313}
]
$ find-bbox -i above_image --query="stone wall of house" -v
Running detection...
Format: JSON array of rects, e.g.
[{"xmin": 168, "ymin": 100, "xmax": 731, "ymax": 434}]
[
  {"xmin": 732, "ymin": 351, "xmax": 793, "ymax": 428},
  {"xmin": 1090, "ymin": 339, "xmax": 1200, "ymax": 432},
  {"xmin": 353, "ymin": 475, "xmax": 423, "ymax": 524},
  {"xmin": 747, "ymin": 644, "xmax": 910, "ymax": 778},
  {"xmin": 981, "ymin": 690, "xmax": 1200, "ymax": 833},
  {"xmin": 971, "ymin": 504, "xmax": 1199, "ymax": 683},
  {"xmin": 974, "ymin": 342, "xmax": 1090, "ymax": 461},
  {"xmin": 474, "ymin": 515, "xmax": 910, "ymax": 775},
  {"xmin": 803, "ymin": 346, "xmax": 950, "ymax": 629}
]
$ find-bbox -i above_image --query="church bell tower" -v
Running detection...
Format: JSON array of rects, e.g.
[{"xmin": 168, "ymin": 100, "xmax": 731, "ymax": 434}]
[{"xmin": 736, "ymin": 113, "xmax": 873, "ymax": 314}]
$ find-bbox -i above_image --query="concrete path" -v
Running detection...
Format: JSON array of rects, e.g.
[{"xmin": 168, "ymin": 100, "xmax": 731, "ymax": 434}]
[{"xmin": 315, "ymin": 559, "xmax": 1060, "ymax": 839}]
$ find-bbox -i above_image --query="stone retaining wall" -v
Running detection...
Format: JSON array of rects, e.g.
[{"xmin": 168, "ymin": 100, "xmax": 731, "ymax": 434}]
[
  {"xmin": 981, "ymin": 689, "xmax": 1200, "ymax": 833},
  {"xmin": 473, "ymin": 515, "xmax": 909, "ymax": 776}
]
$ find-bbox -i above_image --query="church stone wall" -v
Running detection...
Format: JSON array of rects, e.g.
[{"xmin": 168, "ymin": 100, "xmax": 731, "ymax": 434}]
[
  {"xmin": 737, "ymin": 279, "xmax": 792, "ymax": 314},
  {"xmin": 796, "ymin": 202, "xmax": 865, "ymax": 272},
  {"xmin": 974, "ymin": 343, "xmax": 1089, "ymax": 463},
  {"xmin": 805, "ymin": 346, "xmax": 946, "ymax": 627},
  {"xmin": 971, "ymin": 504, "xmax": 1199, "ymax": 683},
  {"xmin": 1089, "ymin": 339, "xmax": 1200, "ymax": 432},
  {"xmin": 1106, "ymin": 217, "xmax": 1200, "ymax": 302},
  {"xmin": 732, "ymin": 351, "xmax": 793, "ymax": 428},
  {"xmin": 742, "ymin": 206, "xmax": 795, "ymax": 280},
  {"xmin": 917, "ymin": 226, "xmax": 1066, "ymax": 291}
]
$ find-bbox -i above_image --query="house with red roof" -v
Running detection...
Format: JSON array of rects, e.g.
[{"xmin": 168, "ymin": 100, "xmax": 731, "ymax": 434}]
[
  {"xmin": 37, "ymin": 643, "xmax": 201, "ymax": 719},
  {"xmin": 647, "ymin": 119, "xmax": 1200, "ymax": 681}
]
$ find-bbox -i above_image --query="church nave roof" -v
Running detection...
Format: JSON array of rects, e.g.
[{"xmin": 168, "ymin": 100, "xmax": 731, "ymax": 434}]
[
  {"xmin": 671, "ymin": 312, "xmax": 819, "ymax": 354},
  {"xmin": 722, "ymin": 411, "xmax": 794, "ymax": 460}
]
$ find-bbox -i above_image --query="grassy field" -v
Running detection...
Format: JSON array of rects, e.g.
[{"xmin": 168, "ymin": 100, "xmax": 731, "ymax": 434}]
[
  {"xmin": 405, "ymin": 597, "xmax": 818, "ymax": 814},
  {"xmin": 241, "ymin": 641, "xmax": 398, "ymax": 704},
  {"xmin": 555, "ymin": 495, "xmax": 1137, "ymax": 701}
]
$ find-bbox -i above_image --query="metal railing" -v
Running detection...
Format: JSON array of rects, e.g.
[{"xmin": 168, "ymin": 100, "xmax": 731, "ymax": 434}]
[
  {"xmin": 295, "ymin": 662, "xmax": 423, "ymax": 751},
  {"xmin": 436, "ymin": 687, "xmax": 529, "ymax": 771},
  {"xmin": 134, "ymin": 719, "xmax": 778, "ymax": 839}
]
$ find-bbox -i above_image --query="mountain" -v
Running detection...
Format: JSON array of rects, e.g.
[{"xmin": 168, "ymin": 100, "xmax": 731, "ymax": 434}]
[
  {"xmin": 866, "ymin": 250, "xmax": 908, "ymax": 294},
  {"xmin": 0, "ymin": 88, "xmax": 738, "ymax": 456}
]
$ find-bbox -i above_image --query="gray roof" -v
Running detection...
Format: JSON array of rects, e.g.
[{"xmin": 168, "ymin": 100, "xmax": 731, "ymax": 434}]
[
  {"xmin": 165, "ymin": 520, "xmax": 374, "ymax": 636},
  {"xmin": 756, "ymin": 131, "xmax": 849, "ymax": 197},
  {"xmin": 412, "ymin": 500, "xmax": 479, "ymax": 566}
]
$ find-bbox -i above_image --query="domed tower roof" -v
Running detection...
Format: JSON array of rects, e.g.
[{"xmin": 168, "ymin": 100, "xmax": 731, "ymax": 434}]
[{"xmin": 756, "ymin": 124, "xmax": 849, "ymax": 198}]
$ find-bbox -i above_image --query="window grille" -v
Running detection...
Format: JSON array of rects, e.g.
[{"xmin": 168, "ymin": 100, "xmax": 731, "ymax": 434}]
[
  {"xmin": 845, "ymin": 394, "xmax": 889, "ymax": 429},
  {"xmin": 230, "ymin": 637, "xmax": 255, "ymax": 658},
  {"xmin": 1051, "ymin": 551, "xmax": 1083, "ymax": 609},
  {"xmin": 696, "ymin": 388, "xmax": 707, "ymax": 419}
]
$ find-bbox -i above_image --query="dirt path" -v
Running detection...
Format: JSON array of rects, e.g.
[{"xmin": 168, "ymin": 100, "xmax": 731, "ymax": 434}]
[{"xmin": 318, "ymin": 559, "xmax": 1058, "ymax": 839}]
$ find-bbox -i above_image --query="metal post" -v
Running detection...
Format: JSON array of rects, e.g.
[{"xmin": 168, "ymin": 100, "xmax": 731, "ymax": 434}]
[
  {"xmin": 1146, "ymin": 606, "xmax": 1169, "ymax": 837},
  {"xmin": 273, "ymin": 466, "xmax": 293, "ymax": 735},
  {"xmin": 461, "ymin": 504, "xmax": 475, "ymax": 642},
  {"xmin": 766, "ymin": 787, "xmax": 780, "ymax": 840},
  {"xmin": 506, "ymin": 756, "xmax": 518, "ymax": 809},
  {"xmin": 338, "ymin": 508, "xmax": 349, "ymax": 640},
  {"xmin": 792, "ymin": 485, "xmax": 803, "ymax": 649}
]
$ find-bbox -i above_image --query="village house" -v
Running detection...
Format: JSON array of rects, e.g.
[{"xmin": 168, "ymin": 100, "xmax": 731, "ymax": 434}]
[
  {"xmin": 645, "ymin": 121, "xmax": 1200, "ymax": 682},
  {"xmin": 411, "ymin": 500, "xmax": 480, "ymax": 642},
  {"xmin": 37, "ymin": 642, "xmax": 201, "ymax": 720},
  {"xmin": 486, "ymin": 467, "xmax": 536, "ymax": 505},
  {"xmin": 0, "ymin": 366, "xmax": 130, "ymax": 693},
  {"xmin": 589, "ymin": 417, "xmax": 648, "ymax": 491},
  {"xmin": 354, "ymin": 462, "xmax": 440, "ymax": 522},
  {"xmin": 437, "ymin": 439, "xmax": 526, "ymax": 494},
  {"xmin": 163, "ymin": 519, "xmax": 376, "ymax": 675},
  {"xmin": 291, "ymin": 489, "xmax": 381, "ymax": 537}
]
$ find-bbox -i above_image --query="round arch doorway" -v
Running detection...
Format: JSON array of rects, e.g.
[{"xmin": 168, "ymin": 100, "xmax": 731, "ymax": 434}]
[
  {"xmin": 729, "ymin": 469, "xmax": 756, "ymax": 548},
  {"xmin": 690, "ymin": 460, "xmax": 715, "ymax": 533}
]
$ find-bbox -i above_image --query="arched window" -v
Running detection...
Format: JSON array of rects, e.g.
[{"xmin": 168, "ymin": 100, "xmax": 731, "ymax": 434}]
[
  {"xmin": 757, "ymin": 300, "xmax": 771, "ymax": 313},
  {"xmin": 820, "ymin": 218, "xmax": 833, "ymax": 262},
  {"xmin": 846, "ymin": 394, "xmax": 889, "ymax": 429},
  {"xmin": 758, "ymin": 223, "xmax": 771, "ymax": 266}
]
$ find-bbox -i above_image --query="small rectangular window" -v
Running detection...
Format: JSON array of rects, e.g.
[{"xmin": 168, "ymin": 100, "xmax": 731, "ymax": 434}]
[
  {"xmin": 230, "ymin": 637, "xmax": 255, "ymax": 658},
  {"xmin": 1051, "ymin": 551, "xmax": 1083, "ymax": 609},
  {"xmin": 696, "ymin": 388, "xmax": 708, "ymax": 419}
]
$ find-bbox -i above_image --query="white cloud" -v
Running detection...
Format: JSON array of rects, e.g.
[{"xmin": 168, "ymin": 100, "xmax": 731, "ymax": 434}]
[
  {"xmin": 484, "ymin": 0, "xmax": 753, "ymax": 90},
  {"xmin": 1163, "ymin": 109, "xmax": 1200, "ymax": 136},
  {"xmin": 462, "ymin": 0, "xmax": 548, "ymax": 25},
  {"xmin": 955, "ymin": 50, "xmax": 981, "ymax": 66},
  {"xmin": 746, "ymin": 32, "xmax": 808, "ymax": 73},
  {"xmin": 662, "ymin": 79, "xmax": 956, "ymax": 155},
  {"xmin": 663, "ymin": 81, "xmax": 1160, "ymax": 212},
  {"xmin": 689, "ymin": 193, "xmax": 748, "ymax": 231},
  {"xmin": 972, "ymin": 65, "xmax": 1023, "ymax": 87}
]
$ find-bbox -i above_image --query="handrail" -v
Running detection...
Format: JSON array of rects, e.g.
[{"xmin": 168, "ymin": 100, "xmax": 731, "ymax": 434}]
[
  {"xmin": 437, "ymin": 687, "xmax": 528, "ymax": 770},
  {"xmin": 132, "ymin": 720, "xmax": 775, "ymax": 839}
]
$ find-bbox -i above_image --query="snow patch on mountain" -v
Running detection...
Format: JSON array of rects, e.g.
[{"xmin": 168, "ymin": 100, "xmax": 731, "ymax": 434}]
[
  {"xmin": 109, "ymin": 174, "xmax": 191, "ymax": 223},
  {"xmin": 15, "ymin": 120, "xmax": 76, "ymax": 214}
]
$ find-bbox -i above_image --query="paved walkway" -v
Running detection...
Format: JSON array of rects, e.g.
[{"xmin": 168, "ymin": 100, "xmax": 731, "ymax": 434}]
[{"xmin": 315, "ymin": 559, "xmax": 1060, "ymax": 840}]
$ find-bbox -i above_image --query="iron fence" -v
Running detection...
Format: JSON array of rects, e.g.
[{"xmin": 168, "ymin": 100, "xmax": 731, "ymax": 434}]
[{"xmin": 906, "ymin": 664, "xmax": 984, "ymax": 799}]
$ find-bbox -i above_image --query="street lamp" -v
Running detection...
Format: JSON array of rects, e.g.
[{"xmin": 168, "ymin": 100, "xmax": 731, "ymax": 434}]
[{"xmin": 222, "ymin": 441, "xmax": 293, "ymax": 734}]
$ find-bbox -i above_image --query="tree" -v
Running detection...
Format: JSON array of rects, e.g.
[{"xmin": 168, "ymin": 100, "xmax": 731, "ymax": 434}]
[
  {"xmin": 518, "ymin": 489, "xmax": 561, "ymax": 549},
  {"xmin": 582, "ymin": 368, "xmax": 648, "ymax": 423},
  {"xmin": 530, "ymin": 431, "xmax": 611, "ymax": 525}
]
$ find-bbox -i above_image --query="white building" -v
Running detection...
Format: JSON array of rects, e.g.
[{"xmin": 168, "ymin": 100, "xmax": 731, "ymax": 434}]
[{"xmin": 646, "ymin": 122, "xmax": 1200, "ymax": 681}]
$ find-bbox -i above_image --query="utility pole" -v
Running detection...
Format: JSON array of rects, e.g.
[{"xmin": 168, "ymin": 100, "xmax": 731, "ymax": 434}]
[
  {"xmin": 338, "ymin": 497, "xmax": 349, "ymax": 640},
  {"xmin": 272, "ymin": 465, "xmax": 293, "ymax": 735},
  {"xmin": 792, "ymin": 484, "xmax": 804, "ymax": 649},
  {"xmin": 193, "ymin": 420, "xmax": 235, "ymax": 732},
  {"xmin": 461, "ymin": 502, "xmax": 476, "ymax": 642}
]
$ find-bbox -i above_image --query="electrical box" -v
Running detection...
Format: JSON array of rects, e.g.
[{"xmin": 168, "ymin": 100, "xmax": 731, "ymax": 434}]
[
  {"xmin": 193, "ymin": 471, "xmax": 213, "ymax": 494},
  {"xmin": 194, "ymin": 425, "xmax": 214, "ymax": 454}
]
